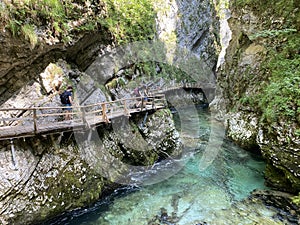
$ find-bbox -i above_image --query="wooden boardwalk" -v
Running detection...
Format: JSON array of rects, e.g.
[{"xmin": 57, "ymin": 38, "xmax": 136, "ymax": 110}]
[
  {"xmin": 0, "ymin": 94, "xmax": 166, "ymax": 141},
  {"xmin": 152, "ymin": 82, "xmax": 215, "ymax": 93}
]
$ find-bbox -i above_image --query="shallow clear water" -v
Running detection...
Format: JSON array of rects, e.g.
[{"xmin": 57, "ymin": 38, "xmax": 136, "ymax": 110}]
[{"xmin": 53, "ymin": 107, "xmax": 290, "ymax": 225}]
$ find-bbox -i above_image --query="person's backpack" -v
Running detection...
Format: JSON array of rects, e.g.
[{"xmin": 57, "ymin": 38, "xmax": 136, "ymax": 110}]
[{"xmin": 60, "ymin": 91, "xmax": 70, "ymax": 104}]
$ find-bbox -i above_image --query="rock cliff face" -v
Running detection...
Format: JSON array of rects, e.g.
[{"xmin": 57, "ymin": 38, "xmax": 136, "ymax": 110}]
[
  {"xmin": 0, "ymin": 0, "xmax": 112, "ymax": 105},
  {"xmin": 0, "ymin": 30, "xmax": 112, "ymax": 105},
  {"xmin": 213, "ymin": 1, "xmax": 300, "ymax": 193},
  {"xmin": 155, "ymin": 0, "xmax": 219, "ymax": 78}
]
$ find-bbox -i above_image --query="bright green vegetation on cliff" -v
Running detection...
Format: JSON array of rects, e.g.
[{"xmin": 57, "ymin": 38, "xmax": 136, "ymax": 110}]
[
  {"xmin": 235, "ymin": 0, "xmax": 300, "ymax": 29},
  {"xmin": 0, "ymin": 0, "xmax": 156, "ymax": 46},
  {"xmin": 259, "ymin": 33, "xmax": 300, "ymax": 124},
  {"xmin": 234, "ymin": 0, "xmax": 300, "ymax": 125},
  {"xmin": 102, "ymin": 0, "xmax": 156, "ymax": 44},
  {"xmin": 0, "ymin": 0, "xmax": 103, "ymax": 46},
  {"xmin": 292, "ymin": 193, "xmax": 300, "ymax": 206}
]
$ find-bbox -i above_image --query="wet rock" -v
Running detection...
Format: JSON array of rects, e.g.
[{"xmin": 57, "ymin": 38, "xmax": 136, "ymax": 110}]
[
  {"xmin": 251, "ymin": 190, "xmax": 300, "ymax": 224},
  {"xmin": 159, "ymin": 207, "xmax": 169, "ymax": 222},
  {"xmin": 226, "ymin": 111, "xmax": 260, "ymax": 152}
]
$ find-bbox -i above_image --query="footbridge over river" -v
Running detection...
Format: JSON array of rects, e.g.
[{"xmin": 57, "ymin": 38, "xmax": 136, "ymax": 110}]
[
  {"xmin": 0, "ymin": 83, "xmax": 215, "ymax": 141},
  {"xmin": 0, "ymin": 95, "xmax": 166, "ymax": 141}
]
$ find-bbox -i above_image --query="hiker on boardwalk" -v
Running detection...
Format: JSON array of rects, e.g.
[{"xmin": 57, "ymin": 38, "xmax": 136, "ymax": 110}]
[
  {"xmin": 143, "ymin": 86, "xmax": 150, "ymax": 102},
  {"xmin": 133, "ymin": 87, "xmax": 142, "ymax": 108},
  {"xmin": 137, "ymin": 86, "xmax": 151, "ymax": 109},
  {"xmin": 60, "ymin": 86, "xmax": 73, "ymax": 120}
]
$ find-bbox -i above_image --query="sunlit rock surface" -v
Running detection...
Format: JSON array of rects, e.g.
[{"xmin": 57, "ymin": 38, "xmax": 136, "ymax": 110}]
[{"xmin": 214, "ymin": 1, "xmax": 300, "ymax": 194}]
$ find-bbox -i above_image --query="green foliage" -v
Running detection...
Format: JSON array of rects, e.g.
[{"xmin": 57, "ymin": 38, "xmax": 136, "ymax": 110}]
[
  {"xmin": 233, "ymin": 0, "xmax": 300, "ymax": 30},
  {"xmin": 101, "ymin": 0, "xmax": 156, "ymax": 44},
  {"xmin": 249, "ymin": 29, "xmax": 297, "ymax": 40},
  {"xmin": 1, "ymin": 0, "xmax": 156, "ymax": 46},
  {"xmin": 239, "ymin": 94, "xmax": 256, "ymax": 108},
  {"xmin": 1, "ymin": 0, "xmax": 66, "ymax": 41},
  {"xmin": 8, "ymin": 20, "xmax": 20, "ymax": 36},
  {"xmin": 258, "ymin": 34, "xmax": 300, "ymax": 123},
  {"xmin": 291, "ymin": 193, "xmax": 300, "ymax": 206},
  {"xmin": 21, "ymin": 23, "xmax": 38, "ymax": 48},
  {"xmin": 1, "ymin": 0, "xmax": 103, "ymax": 44},
  {"xmin": 233, "ymin": 0, "xmax": 300, "ymax": 125},
  {"xmin": 159, "ymin": 63, "xmax": 195, "ymax": 82}
]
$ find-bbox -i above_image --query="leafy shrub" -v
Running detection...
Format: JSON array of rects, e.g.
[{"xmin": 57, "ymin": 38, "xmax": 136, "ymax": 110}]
[
  {"xmin": 249, "ymin": 29, "xmax": 297, "ymax": 40},
  {"xmin": 258, "ymin": 34, "xmax": 300, "ymax": 123}
]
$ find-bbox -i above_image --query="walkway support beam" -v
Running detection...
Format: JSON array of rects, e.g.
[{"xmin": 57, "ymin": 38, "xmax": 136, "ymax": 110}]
[{"xmin": 33, "ymin": 108, "xmax": 38, "ymax": 134}]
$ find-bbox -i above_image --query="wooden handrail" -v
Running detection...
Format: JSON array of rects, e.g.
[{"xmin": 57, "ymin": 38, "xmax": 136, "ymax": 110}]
[
  {"xmin": 0, "ymin": 96, "xmax": 162, "ymax": 112},
  {"xmin": 0, "ymin": 94, "xmax": 166, "ymax": 129},
  {"xmin": 0, "ymin": 83, "xmax": 215, "ymax": 140}
]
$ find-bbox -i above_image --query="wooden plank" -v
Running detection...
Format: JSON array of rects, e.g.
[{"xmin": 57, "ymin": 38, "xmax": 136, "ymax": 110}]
[{"xmin": 0, "ymin": 94, "xmax": 168, "ymax": 140}]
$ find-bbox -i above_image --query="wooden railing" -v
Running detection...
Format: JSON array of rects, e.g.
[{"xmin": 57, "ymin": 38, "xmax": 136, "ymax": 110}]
[{"xmin": 0, "ymin": 94, "xmax": 166, "ymax": 140}]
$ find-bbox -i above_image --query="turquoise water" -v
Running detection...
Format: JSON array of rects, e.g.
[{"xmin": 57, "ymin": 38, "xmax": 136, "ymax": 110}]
[{"xmin": 52, "ymin": 108, "xmax": 290, "ymax": 225}]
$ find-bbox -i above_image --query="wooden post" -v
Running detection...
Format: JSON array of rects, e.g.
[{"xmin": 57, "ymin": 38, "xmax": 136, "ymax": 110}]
[
  {"xmin": 33, "ymin": 108, "xmax": 38, "ymax": 134},
  {"xmin": 151, "ymin": 97, "xmax": 155, "ymax": 109},
  {"xmin": 123, "ymin": 100, "xmax": 130, "ymax": 117},
  {"xmin": 81, "ymin": 109, "xmax": 90, "ymax": 128},
  {"xmin": 140, "ymin": 97, "xmax": 144, "ymax": 111},
  {"xmin": 101, "ymin": 102, "xmax": 110, "ymax": 124}
]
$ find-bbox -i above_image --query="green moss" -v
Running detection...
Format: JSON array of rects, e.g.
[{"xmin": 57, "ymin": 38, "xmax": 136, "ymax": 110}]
[
  {"xmin": 291, "ymin": 193, "xmax": 300, "ymax": 206},
  {"xmin": 38, "ymin": 160, "xmax": 104, "ymax": 221}
]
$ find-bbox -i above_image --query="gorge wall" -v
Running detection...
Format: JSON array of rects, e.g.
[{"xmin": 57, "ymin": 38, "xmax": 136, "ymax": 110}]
[{"xmin": 212, "ymin": 0, "xmax": 300, "ymax": 195}]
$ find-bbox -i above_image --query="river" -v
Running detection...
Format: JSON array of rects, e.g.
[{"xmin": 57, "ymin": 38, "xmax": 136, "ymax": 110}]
[{"xmin": 46, "ymin": 107, "xmax": 291, "ymax": 225}]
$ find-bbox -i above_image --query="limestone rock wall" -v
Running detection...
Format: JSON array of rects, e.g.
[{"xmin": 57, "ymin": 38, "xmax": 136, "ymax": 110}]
[
  {"xmin": 214, "ymin": 1, "xmax": 300, "ymax": 193},
  {"xmin": 0, "ymin": 136, "xmax": 106, "ymax": 225},
  {"xmin": 0, "ymin": 0, "xmax": 220, "ymax": 223},
  {"xmin": 0, "ymin": 30, "xmax": 112, "ymax": 105}
]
